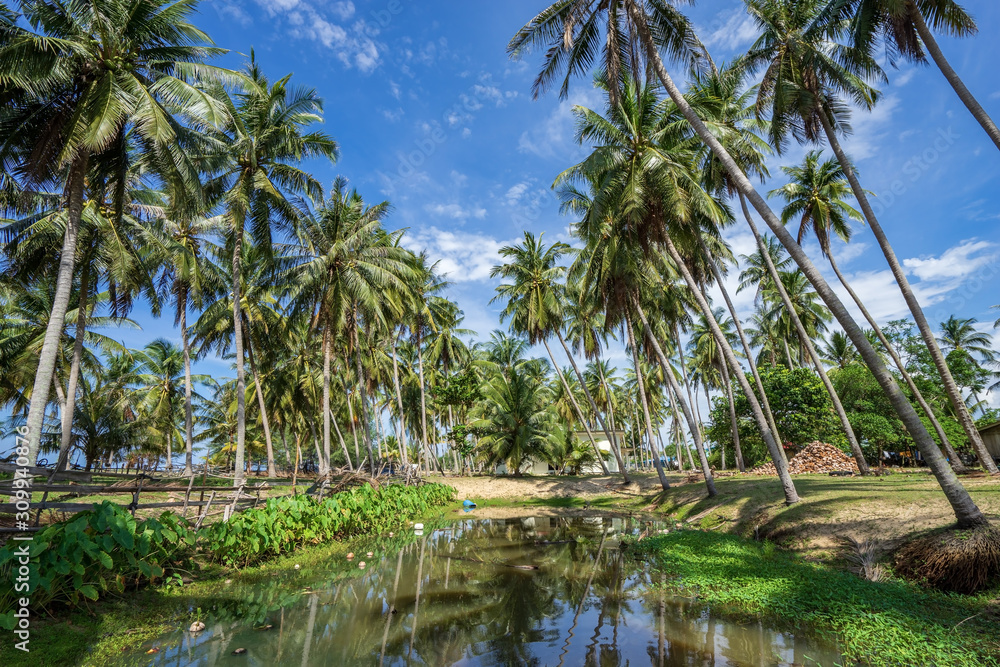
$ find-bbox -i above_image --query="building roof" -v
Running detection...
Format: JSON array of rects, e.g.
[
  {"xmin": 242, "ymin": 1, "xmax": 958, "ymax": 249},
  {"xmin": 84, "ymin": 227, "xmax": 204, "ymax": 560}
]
[{"xmin": 979, "ymin": 420, "xmax": 1000, "ymax": 434}]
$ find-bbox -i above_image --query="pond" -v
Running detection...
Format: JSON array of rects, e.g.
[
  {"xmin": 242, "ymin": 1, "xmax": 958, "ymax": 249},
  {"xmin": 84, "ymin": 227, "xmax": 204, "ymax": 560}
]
[{"xmin": 123, "ymin": 516, "xmax": 844, "ymax": 666}]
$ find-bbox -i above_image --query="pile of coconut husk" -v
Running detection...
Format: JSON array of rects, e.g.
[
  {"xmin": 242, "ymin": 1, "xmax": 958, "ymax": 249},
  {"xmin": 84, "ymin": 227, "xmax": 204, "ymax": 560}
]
[
  {"xmin": 895, "ymin": 525, "xmax": 1000, "ymax": 593},
  {"xmin": 750, "ymin": 442, "xmax": 859, "ymax": 476}
]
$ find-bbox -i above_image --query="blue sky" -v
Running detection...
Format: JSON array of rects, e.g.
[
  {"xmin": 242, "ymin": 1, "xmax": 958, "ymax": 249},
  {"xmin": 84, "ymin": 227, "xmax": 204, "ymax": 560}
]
[{"xmin": 107, "ymin": 0, "xmax": 1000, "ymax": 406}]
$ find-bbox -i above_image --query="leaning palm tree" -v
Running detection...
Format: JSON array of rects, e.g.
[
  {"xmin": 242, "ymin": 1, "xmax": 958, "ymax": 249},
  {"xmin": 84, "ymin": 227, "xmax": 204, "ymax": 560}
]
[
  {"xmin": 772, "ymin": 150, "xmax": 968, "ymax": 471},
  {"xmin": 744, "ymin": 0, "xmax": 997, "ymax": 477},
  {"xmin": 510, "ymin": 0, "xmax": 989, "ymax": 526},
  {"xmin": 200, "ymin": 57, "xmax": 338, "ymax": 485},
  {"xmin": 490, "ymin": 231, "xmax": 624, "ymax": 479},
  {"xmin": 843, "ymin": 0, "xmax": 1000, "ymax": 152},
  {"xmin": 2, "ymin": 0, "xmax": 227, "ymax": 465}
]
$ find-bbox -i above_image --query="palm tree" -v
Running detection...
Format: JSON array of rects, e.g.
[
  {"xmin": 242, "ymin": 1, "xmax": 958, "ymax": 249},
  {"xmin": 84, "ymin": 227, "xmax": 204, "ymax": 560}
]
[
  {"xmin": 772, "ymin": 150, "xmax": 968, "ymax": 471},
  {"xmin": 821, "ymin": 332, "xmax": 859, "ymax": 369},
  {"xmin": 133, "ymin": 339, "xmax": 209, "ymax": 470},
  {"xmin": 490, "ymin": 231, "xmax": 621, "ymax": 478},
  {"xmin": 288, "ymin": 177, "xmax": 412, "ymax": 476},
  {"xmin": 2, "ymin": 0, "xmax": 227, "ymax": 465},
  {"xmin": 156, "ymin": 214, "xmax": 222, "ymax": 475},
  {"xmin": 201, "ymin": 57, "xmax": 338, "ymax": 485},
  {"xmin": 509, "ymin": 0, "xmax": 994, "ymax": 525},
  {"xmin": 844, "ymin": 0, "xmax": 1000, "ymax": 152},
  {"xmin": 473, "ymin": 354, "xmax": 561, "ymax": 475},
  {"xmin": 745, "ymin": 0, "xmax": 997, "ymax": 477},
  {"xmin": 688, "ymin": 308, "xmax": 745, "ymax": 471},
  {"xmin": 939, "ymin": 316, "xmax": 997, "ymax": 414}
]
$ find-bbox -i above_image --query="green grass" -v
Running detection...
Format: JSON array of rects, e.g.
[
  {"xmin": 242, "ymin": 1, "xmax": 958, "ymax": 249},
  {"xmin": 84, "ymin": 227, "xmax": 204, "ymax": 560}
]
[{"xmin": 630, "ymin": 529, "xmax": 1000, "ymax": 667}]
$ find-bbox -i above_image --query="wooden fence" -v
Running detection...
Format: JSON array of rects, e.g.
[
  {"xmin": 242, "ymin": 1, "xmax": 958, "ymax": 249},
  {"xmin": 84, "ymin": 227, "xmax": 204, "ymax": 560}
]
[{"xmin": 0, "ymin": 464, "xmax": 424, "ymax": 533}]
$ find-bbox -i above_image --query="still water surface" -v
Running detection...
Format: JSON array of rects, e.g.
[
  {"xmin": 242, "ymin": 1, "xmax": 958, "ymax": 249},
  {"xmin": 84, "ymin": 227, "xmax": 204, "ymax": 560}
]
[{"xmin": 125, "ymin": 516, "xmax": 843, "ymax": 666}]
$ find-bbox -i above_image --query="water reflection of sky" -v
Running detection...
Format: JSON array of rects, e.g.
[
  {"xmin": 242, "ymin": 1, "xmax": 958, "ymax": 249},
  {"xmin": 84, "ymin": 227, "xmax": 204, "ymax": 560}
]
[{"xmin": 119, "ymin": 517, "xmax": 843, "ymax": 666}]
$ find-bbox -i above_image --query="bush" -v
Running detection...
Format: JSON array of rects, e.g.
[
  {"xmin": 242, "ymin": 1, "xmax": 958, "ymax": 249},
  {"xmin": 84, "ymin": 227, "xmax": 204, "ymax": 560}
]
[
  {"xmin": 0, "ymin": 502, "xmax": 194, "ymax": 628},
  {"xmin": 0, "ymin": 483, "xmax": 455, "ymax": 623},
  {"xmin": 201, "ymin": 483, "xmax": 454, "ymax": 567}
]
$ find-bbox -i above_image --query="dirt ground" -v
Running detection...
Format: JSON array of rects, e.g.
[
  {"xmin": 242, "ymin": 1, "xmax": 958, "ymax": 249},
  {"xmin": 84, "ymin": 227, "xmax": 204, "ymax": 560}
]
[{"xmin": 432, "ymin": 470, "xmax": 1000, "ymax": 560}]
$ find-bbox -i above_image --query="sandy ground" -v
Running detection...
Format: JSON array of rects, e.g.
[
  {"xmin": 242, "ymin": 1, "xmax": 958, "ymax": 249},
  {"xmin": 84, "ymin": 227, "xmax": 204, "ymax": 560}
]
[{"xmin": 439, "ymin": 472, "xmax": 684, "ymax": 500}]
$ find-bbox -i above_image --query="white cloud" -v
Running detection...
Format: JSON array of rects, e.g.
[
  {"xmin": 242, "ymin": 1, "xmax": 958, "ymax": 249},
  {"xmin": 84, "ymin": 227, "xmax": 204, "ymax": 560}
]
[
  {"xmin": 505, "ymin": 182, "xmax": 530, "ymax": 204},
  {"xmin": 701, "ymin": 11, "xmax": 759, "ymax": 52},
  {"xmin": 425, "ymin": 203, "xmax": 487, "ymax": 221},
  {"xmin": 252, "ymin": 0, "xmax": 382, "ymax": 73},
  {"xmin": 903, "ymin": 240, "xmax": 997, "ymax": 282},
  {"xmin": 518, "ymin": 86, "xmax": 604, "ymax": 160},
  {"xmin": 401, "ymin": 227, "xmax": 517, "ymax": 282}
]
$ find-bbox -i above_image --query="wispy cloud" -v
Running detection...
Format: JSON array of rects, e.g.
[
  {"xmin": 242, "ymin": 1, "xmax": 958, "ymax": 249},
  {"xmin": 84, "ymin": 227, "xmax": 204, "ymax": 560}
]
[{"xmin": 401, "ymin": 227, "xmax": 516, "ymax": 282}]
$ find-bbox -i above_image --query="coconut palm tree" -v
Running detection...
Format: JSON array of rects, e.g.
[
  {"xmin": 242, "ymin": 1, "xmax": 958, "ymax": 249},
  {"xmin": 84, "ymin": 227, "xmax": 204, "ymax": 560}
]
[
  {"xmin": 843, "ymin": 0, "xmax": 1000, "ymax": 152},
  {"xmin": 744, "ymin": 0, "xmax": 997, "ymax": 477},
  {"xmin": 821, "ymin": 331, "xmax": 859, "ymax": 369},
  {"xmin": 200, "ymin": 57, "xmax": 338, "ymax": 485},
  {"xmin": 688, "ymin": 308, "xmax": 745, "ymax": 471},
  {"xmin": 509, "ymin": 0, "xmax": 993, "ymax": 525},
  {"xmin": 491, "ymin": 231, "xmax": 621, "ymax": 478},
  {"xmin": 288, "ymin": 177, "xmax": 413, "ymax": 476},
  {"xmin": 2, "ymin": 0, "xmax": 228, "ymax": 465},
  {"xmin": 133, "ymin": 339, "xmax": 210, "ymax": 470},
  {"xmin": 772, "ymin": 149, "xmax": 968, "ymax": 471},
  {"xmin": 156, "ymin": 214, "xmax": 222, "ymax": 475}
]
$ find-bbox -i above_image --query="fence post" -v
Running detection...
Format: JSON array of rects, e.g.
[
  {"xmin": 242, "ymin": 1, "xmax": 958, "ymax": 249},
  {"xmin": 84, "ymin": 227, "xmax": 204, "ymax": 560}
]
[
  {"xmin": 194, "ymin": 491, "xmax": 216, "ymax": 530},
  {"xmin": 181, "ymin": 474, "xmax": 195, "ymax": 519}
]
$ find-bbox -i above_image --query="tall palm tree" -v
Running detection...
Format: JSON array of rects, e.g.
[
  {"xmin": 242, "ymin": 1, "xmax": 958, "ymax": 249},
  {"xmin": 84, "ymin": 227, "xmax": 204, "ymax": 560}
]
[
  {"xmin": 289, "ymin": 177, "xmax": 412, "ymax": 476},
  {"xmin": 844, "ymin": 0, "xmax": 1000, "ymax": 152},
  {"xmin": 510, "ymin": 0, "xmax": 989, "ymax": 526},
  {"xmin": 772, "ymin": 150, "xmax": 968, "ymax": 471},
  {"xmin": 688, "ymin": 308, "xmax": 745, "ymax": 471},
  {"xmin": 745, "ymin": 0, "xmax": 997, "ymax": 477},
  {"xmin": 938, "ymin": 316, "xmax": 997, "ymax": 415},
  {"xmin": 490, "ymin": 231, "xmax": 622, "ymax": 478},
  {"xmin": 3, "ymin": 0, "xmax": 227, "ymax": 465},
  {"xmin": 201, "ymin": 57, "xmax": 338, "ymax": 485},
  {"xmin": 156, "ymin": 214, "xmax": 222, "ymax": 475}
]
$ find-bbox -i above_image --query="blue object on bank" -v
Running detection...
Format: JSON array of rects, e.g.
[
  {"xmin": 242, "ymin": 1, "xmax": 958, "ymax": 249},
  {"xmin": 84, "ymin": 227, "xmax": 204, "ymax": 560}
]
[{"xmin": 463, "ymin": 500, "xmax": 477, "ymax": 508}]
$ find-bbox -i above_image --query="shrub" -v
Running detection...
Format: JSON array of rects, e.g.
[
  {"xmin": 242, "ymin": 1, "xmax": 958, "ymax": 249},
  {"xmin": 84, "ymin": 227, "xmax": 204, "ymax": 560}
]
[
  {"xmin": 202, "ymin": 483, "xmax": 454, "ymax": 567},
  {"xmin": 0, "ymin": 502, "xmax": 194, "ymax": 629}
]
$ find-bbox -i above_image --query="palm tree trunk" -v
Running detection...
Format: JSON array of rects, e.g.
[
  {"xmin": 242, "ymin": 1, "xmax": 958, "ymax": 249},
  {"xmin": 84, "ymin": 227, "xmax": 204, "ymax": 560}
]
[
  {"xmin": 321, "ymin": 327, "xmax": 333, "ymax": 475},
  {"xmin": 624, "ymin": 311, "xmax": 670, "ymax": 490},
  {"xmin": 55, "ymin": 264, "xmax": 90, "ymax": 473},
  {"xmin": 231, "ymin": 221, "xmax": 247, "ymax": 488},
  {"xmin": 352, "ymin": 327, "xmax": 377, "ymax": 477},
  {"xmin": 738, "ymin": 197, "xmax": 868, "ymax": 474},
  {"xmin": 699, "ymin": 237, "xmax": 783, "ymax": 446},
  {"xmin": 544, "ymin": 339, "xmax": 610, "ymax": 475},
  {"xmin": 345, "ymin": 380, "xmax": 360, "ymax": 460},
  {"xmin": 246, "ymin": 335, "xmax": 276, "ymax": 478},
  {"xmin": 662, "ymin": 235, "xmax": 798, "ymax": 502},
  {"xmin": 24, "ymin": 151, "xmax": 89, "ymax": 465},
  {"xmin": 331, "ymin": 408, "xmax": 353, "ymax": 471},
  {"xmin": 816, "ymin": 110, "xmax": 997, "ymax": 476},
  {"xmin": 720, "ymin": 361, "xmax": 745, "ymax": 472},
  {"xmin": 635, "ymin": 18, "xmax": 986, "ymax": 523},
  {"xmin": 556, "ymin": 331, "xmax": 629, "ymax": 480},
  {"xmin": 637, "ymin": 306, "xmax": 717, "ymax": 493},
  {"xmin": 827, "ymin": 254, "xmax": 968, "ymax": 471},
  {"xmin": 672, "ymin": 321, "xmax": 710, "ymax": 456},
  {"xmin": 391, "ymin": 332, "xmax": 410, "ymax": 467},
  {"xmin": 909, "ymin": 3, "xmax": 1000, "ymax": 152},
  {"xmin": 180, "ymin": 290, "xmax": 195, "ymax": 477},
  {"xmin": 416, "ymin": 328, "xmax": 431, "ymax": 474}
]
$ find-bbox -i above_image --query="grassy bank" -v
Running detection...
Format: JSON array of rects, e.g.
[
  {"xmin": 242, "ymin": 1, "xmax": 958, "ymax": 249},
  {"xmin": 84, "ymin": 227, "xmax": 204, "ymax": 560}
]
[
  {"xmin": 628, "ymin": 530, "xmax": 1000, "ymax": 666},
  {"xmin": 0, "ymin": 512, "xmax": 451, "ymax": 667}
]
